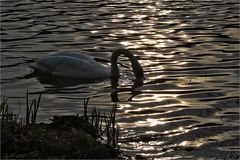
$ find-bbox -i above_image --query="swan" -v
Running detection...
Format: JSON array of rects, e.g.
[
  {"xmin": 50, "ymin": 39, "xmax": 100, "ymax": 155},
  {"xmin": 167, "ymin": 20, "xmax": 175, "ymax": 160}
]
[{"xmin": 30, "ymin": 49, "xmax": 144, "ymax": 80}]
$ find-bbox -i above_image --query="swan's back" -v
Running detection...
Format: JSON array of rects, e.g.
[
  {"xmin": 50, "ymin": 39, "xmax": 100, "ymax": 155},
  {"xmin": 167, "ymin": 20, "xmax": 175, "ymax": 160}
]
[
  {"xmin": 31, "ymin": 51, "xmax": 110, "ymax": 79},
  {"xmin": 48, "ymin": 51, "xmax": 93, "ymax": 60}
]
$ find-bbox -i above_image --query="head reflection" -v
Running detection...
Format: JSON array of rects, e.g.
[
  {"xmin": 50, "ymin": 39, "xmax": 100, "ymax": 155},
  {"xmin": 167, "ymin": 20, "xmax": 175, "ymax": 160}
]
[{"xmin": 110, "ymin": 77, "xmax": 144, "ymax": 102}]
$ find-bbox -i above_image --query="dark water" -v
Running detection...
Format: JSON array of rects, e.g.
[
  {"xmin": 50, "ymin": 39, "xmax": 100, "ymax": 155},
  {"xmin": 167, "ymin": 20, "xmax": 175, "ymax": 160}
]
[{"xmin": 1, "ymin": 0, "xmax": 239, "ymax": 159}]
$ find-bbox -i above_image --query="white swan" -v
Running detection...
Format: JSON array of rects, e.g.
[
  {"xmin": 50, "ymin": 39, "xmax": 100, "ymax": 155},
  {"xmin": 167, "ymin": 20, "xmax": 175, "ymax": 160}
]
[{"xmin": 31, "ymin": 49, "xmax": 144, "ymax": 80}]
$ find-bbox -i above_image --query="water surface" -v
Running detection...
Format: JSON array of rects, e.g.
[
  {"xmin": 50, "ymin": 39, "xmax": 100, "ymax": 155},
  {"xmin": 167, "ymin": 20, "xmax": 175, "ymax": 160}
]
[{"xmin": 1, "ymin": 0, "xmax": 239, "ymax": 159}]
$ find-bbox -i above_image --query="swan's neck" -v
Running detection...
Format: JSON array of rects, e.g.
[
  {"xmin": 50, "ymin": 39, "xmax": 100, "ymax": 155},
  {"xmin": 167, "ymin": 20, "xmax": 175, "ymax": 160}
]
[{"xmin": 111, "ymin": 49, "xmax": 144, "ymax": 79}]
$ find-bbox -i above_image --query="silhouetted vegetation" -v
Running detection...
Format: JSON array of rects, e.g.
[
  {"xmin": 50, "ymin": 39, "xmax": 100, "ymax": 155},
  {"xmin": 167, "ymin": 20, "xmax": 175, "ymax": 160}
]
[{"xmin": 1, "ymin": 92, "xmax": 121, "ymax": 159}]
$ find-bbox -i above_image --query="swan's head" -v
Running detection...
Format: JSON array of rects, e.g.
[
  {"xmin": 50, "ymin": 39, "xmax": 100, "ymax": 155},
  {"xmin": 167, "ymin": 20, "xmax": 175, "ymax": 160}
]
[{"xmin": 111, "ymin": 49, "xmax": 144, "ymax": 79}]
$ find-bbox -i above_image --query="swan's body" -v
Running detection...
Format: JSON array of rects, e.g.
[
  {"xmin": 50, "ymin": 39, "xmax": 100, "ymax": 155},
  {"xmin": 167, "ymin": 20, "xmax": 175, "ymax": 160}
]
[{"xmin": 31, "ymin": 49, "xmax": 143, "ymax": 80}]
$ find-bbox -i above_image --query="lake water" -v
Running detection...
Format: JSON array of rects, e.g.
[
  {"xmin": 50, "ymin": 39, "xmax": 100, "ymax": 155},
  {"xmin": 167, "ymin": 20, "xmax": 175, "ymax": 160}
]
[{"xmin": 1, "ymin": 0, "xmax": 239, "ymax": 159}]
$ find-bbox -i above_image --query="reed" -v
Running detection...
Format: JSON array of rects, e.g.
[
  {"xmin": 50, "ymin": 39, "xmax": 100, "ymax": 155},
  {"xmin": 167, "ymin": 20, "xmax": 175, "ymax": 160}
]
[
  {"xmin": 1, "ymin": 92, "xmax": 119, "ymax": 147},
  {"xmin": 25, "ymin": 90, "xmax": 41, "ymax": 125},
  {"xmin": 83, "ymin": 97, "xmax": 89, "ymax": 121},
  {"xmin": 0, "ymin": 91, "xmax": 41, "ymax": 125},
  {"xmin": 82, "ymin": 100, "xmax": 119, "ymax": 147},
  {"xmin": 0, "ymin": 96, "xmax": 17, "ymax": 123}
]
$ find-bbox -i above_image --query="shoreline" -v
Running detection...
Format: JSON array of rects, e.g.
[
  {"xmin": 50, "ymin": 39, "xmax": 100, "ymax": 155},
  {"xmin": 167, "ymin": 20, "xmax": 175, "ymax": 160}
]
[{"xmin": 1, "ymin": 115, "xmax": 122, "ymax": 159}]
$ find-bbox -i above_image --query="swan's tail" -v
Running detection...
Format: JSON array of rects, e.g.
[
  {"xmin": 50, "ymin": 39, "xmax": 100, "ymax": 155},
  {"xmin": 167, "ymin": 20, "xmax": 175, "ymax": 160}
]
[
  {"xmin": 28, "ymin": 63, "xmax": 47, "ymax": 73},
  {"xmin": 24, "ymin": 64, "xmax": 51, "ymax": 79},
  {"xmin": 28, "ymin": 63, "xmax": 37, "ymax": 69},
  {"xmin": 21, "ymin": 63, "xmax": 38, "ymax": 79}
]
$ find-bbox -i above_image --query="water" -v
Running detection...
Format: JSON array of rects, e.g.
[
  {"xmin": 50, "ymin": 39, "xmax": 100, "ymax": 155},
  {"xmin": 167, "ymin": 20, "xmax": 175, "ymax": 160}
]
[{"xmin": 1, "ymin": 0, "xmax": 239, "ymax": 159}]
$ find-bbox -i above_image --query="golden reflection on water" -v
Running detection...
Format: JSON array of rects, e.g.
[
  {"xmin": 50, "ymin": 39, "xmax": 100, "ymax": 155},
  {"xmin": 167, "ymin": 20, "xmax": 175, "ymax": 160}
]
[
  {"xmin": 146, "ymin": 118, "xmax": 167, "ymax": 126},
  {"xmin": 144, "ymin": 51, "xmax": 174, "ymax": 59},
  {"xmin": 163, "ymin": 126, "xmax": 190, "ymax": 137},
  {"xmin": 90, "ymin": 30, "xmax": 98, "ymax": 33},
  {"xmin": 106, "ymin": 1, "xmax": 238, "ymax": 156},
  {"xmin": 172, "ymin": 61, "xmax": 187, "ymax": 65},
  {"xmin": 179, "ymin": 140, "xmax": 204, "ymax": 148},
  {"xmin": 115, "ymin": 6, "xmax": 196, "ymax": 149},
  {"xmin": 121, "ymin": 29, "xmax": 139, "ymax": 35},
  {"xmin": 128, "ymin": 141, "xmax": 164, "ymax": 151},
  {"xmin": 118, "ymin": 104, "xmax": 131, "ymax": 111},
  {"xmin": 120, "ymin": 41, "xmax": 140, "ymax": 49},
  {"xmin": 120, "ymin": 35, "xmax": 174, "ymax": 49},
  {"xmin": 116, "ymin": 14, "xmax": 125, "ymax": 18},
  {"xmin": 179, "ymin": 131, "xmax": 233, "ymax": 149},
  {"xmin": 131, "ymin": 14, "xmax": 147, "ymax": 19},
  {"xmin": 132, "ymin": 93, "xmax": 178, "ymax": 102}
]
